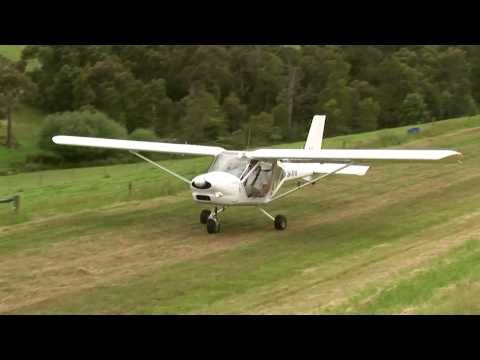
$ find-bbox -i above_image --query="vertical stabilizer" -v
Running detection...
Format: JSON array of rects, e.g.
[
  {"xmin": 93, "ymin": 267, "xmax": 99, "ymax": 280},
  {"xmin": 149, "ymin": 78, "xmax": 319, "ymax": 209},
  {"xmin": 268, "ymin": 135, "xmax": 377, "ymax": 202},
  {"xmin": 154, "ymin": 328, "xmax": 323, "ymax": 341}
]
[{"xmin": 305, "ymin": 115, "xmax": 326, "ymax": 150}]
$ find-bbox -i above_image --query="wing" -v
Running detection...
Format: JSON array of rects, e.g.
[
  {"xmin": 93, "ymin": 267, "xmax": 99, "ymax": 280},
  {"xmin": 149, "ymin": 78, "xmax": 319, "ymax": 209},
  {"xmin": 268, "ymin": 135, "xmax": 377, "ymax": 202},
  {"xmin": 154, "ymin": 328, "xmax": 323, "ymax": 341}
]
[
  {"xmin": 52, "ymin": 136, "xmax": 225, "ymax": 157},
  {"xmin": 246, "ymin": 149, "xmax": 462, "ymax": 161}
]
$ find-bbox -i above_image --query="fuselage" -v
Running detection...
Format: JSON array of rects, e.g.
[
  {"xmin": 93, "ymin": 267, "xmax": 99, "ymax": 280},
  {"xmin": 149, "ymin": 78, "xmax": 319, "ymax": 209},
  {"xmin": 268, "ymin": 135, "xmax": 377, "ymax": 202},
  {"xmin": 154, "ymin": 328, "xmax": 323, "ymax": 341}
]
[{"xmin": 190, "ymin": 151, "xmax": 325, "ymax": 206}]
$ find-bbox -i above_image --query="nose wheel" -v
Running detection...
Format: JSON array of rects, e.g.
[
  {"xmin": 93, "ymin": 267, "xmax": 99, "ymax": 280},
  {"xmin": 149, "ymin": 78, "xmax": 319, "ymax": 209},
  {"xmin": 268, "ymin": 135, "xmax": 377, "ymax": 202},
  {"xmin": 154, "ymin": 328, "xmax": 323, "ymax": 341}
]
[
  {"xmin": 200, "ymin": 209, "xmax": 212, "ymax": 224},
  {"xmin": 203, "ymin": 207, "xmax": 224, "ymax": 234},
  {"xmin": 206, "ymin": 218, "xmax": 221, "ymax": 234}
]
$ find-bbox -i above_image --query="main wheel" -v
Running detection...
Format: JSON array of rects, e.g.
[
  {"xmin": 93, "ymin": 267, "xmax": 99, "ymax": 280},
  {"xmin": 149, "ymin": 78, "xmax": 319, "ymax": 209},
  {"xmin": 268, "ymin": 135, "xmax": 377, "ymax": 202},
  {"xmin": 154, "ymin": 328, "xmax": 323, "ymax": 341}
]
[
  {"xmin": 274, "ymin": 215, "xmax": 287, "ymax": 231},
  {"xmin": 200, "ymin": 209, "xmax": 212, "ymax": 224},
  {"xmin": 207, "ymin": 218, "xmax": 221, "ymax": 234}
]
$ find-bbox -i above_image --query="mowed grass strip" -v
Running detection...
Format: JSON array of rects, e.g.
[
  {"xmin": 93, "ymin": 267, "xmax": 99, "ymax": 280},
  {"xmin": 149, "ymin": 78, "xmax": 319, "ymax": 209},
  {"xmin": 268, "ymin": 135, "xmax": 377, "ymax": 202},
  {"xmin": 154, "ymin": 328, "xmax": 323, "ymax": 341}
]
[{"xmin": 333, "ymin": 239, "xmax": 480, "ymax": 314}]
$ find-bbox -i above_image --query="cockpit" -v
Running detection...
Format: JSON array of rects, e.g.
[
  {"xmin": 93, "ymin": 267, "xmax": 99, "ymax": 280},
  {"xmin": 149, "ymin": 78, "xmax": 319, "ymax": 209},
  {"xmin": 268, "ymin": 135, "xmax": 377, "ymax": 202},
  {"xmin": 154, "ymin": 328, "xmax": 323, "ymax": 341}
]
[
  {"xmin": 209, "ymin": 152, "xmax": 280, "ymax": 198},
  {"xmin": 209, "ymin": 152, "xmax": 250, "ymax": 179}
]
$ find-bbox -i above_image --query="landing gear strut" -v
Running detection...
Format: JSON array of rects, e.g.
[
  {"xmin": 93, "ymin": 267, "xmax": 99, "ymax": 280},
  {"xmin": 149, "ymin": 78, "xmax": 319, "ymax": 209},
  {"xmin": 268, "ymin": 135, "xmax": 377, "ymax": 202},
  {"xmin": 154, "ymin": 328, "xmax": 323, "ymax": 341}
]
[
  {"xmin": 258, "ymin": 207, "xmax": 287, "ymax": 231},
  {"xmin": 203, "ymin": 207, "xmax": 224, "ymax": 234}
]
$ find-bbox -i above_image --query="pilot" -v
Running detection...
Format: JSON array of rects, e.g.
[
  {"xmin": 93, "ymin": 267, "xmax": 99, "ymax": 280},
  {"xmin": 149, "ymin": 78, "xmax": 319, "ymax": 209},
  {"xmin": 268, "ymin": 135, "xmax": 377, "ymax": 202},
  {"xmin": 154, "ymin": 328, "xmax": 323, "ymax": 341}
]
[{"xmin": 246, "ymin": 161, "xmax": 272, "ymax": 198}]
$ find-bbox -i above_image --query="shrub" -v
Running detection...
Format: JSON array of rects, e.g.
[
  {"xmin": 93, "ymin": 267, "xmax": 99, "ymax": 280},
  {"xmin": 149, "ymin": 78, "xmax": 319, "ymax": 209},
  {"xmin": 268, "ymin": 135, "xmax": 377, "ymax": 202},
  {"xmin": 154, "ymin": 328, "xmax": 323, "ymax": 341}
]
[
  {"xmin": 39, "ymin": 110, "xmax": 127, "ymax": 162},
  {"xmin": 26, "ymin": 150, "xmax": 64, "ymax": 165}
]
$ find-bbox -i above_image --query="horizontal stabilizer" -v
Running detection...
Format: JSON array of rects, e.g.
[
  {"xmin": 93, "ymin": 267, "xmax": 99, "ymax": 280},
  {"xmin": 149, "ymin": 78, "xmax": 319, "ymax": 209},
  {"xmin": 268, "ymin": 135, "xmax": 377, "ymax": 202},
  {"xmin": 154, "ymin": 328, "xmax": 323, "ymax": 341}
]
[
  {"xmin": 52, "ymin": 136, "xmax": 225, "ymax": 157},
  {"xmin": 313, "ymin": 163, "xmax": 369, "ymax": 176},
  {"xmin": 281, "ymin": 162, "xmax": 369, "ymax": 177}
]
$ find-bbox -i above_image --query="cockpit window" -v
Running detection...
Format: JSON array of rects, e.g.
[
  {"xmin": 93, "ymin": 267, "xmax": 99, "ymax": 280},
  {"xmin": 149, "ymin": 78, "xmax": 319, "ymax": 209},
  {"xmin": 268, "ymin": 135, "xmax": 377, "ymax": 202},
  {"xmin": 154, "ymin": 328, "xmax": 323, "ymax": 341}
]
[{"xmin": 209, "ymin": 153, "xmax": 250, "ymax": 178}]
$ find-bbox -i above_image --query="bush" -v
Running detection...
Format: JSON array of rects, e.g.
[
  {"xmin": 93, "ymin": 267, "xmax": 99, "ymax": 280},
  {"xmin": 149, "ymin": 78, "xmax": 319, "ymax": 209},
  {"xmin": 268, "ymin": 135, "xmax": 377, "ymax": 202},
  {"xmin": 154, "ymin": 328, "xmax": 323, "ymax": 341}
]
[
  {"xmin": 128, "ymin": 128, "xmax": 158, "ymax": 142},
  {"xmin": 26, "ymin": 150, "xmax": 64, "ymax": 166},
  {"xmin": 39, "ymin": 110, "xmax": 127, "ymax": 162}
]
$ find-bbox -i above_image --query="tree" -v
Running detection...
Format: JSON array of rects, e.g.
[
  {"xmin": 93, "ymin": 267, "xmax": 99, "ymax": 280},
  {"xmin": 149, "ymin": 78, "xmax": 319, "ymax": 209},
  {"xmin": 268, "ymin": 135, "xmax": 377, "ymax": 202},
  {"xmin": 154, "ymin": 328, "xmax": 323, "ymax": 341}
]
[
  {"xmin": 399, "ymin": 93, "xmax": 429, "ymax": 125},
  {"xmin": 357, "ymin": 97, "xmax": 380, "ymax": 131},
  {"xmin": 179, "ymin": 89, "xmax": 227, "ymax": 143},
  {"xmin": 0, "ymin": 56, "xmax": 35, "ymax": 148},
  {"xmin": 247, "ymin": 112, "xmax": 275, "ymax": 145},
  {"xmin": 23, "ymin": 44, "xmax": 480, "ymax": 149},
  {"xmin": 222, "ymin": 92, "xmax": 247, "ymax": 132},
  {"xmin": 376, "ymin": 54, "xmax": 423, "ymax": 127},
  {"xmin": 133, "ymin": 79, "xmax": 174, "ymax": 135}
]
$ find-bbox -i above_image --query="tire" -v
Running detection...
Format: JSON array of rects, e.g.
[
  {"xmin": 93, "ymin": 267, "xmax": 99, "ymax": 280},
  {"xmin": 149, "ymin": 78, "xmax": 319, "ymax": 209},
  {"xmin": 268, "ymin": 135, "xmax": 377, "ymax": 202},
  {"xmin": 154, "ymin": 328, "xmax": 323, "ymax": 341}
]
[
  {"xmin": 200, "ymin": 209, "xmax": 211, "ymax": 224},
  {"xmin": 207, "ymin": 218, "xmax": 220, "ymax": 234},
  {"xmin": 274, "ymin": 215, "xmax": 287, "ymax": 231}
]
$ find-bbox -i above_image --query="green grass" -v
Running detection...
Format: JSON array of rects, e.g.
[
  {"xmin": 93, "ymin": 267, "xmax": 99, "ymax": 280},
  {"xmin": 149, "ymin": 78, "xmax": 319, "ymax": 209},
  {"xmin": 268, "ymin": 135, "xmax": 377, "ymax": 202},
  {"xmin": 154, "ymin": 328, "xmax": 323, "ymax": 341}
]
[
  {"xmin": 0, "ymin": 45, "xmax": 25, "ymax": 61},
  {"xmin": 1, "ymin": 114, "xmax": 479, "ymax": 314},
  {"xmin": 333, "ymin": 239, "xmax": 480, "ymax": 314},
  {"xmin": 0, "ymin": 156, "xmax": 212, "ymax": 225}
]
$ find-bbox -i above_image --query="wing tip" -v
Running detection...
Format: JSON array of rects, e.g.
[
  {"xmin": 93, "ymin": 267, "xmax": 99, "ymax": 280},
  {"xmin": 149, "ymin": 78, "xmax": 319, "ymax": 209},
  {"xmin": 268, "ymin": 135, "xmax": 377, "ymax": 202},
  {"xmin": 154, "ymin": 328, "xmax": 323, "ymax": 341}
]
[
  {"xmin": 453, "ymin": 151, "xmax": 464, "ymax": 160},
  {"xmin": 448, "ymin": 150, "xmax": 463, "ymax": 158}
]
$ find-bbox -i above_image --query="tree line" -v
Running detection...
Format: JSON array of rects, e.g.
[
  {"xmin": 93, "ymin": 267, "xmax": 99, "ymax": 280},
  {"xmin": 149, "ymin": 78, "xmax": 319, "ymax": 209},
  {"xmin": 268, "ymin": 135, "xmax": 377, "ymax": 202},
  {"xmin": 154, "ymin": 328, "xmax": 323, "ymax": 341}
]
[{"xmin": 3, "ymin": 45, "xmax": 480, "ymax": 156}]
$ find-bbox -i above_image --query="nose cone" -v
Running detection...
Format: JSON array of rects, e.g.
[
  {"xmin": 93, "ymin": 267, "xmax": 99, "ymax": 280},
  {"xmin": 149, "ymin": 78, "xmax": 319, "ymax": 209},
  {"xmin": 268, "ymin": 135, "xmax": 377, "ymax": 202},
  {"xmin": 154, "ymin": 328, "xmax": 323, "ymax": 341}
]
[
  {"xmin": 191, "ymin": 176, "xmax": 212, "ymax": 190},
  {"xmin": 191, "ymin": 172, "xmax": 241, "ymax": 202}
]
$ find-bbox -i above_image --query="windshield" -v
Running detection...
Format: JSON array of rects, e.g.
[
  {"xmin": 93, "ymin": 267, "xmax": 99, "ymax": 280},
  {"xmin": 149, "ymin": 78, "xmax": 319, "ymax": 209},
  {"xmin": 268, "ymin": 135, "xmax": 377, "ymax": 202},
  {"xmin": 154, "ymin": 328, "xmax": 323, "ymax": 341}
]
[{"xmin": 209, "ymin": 153, "xmax": 250, "ymax": 178}]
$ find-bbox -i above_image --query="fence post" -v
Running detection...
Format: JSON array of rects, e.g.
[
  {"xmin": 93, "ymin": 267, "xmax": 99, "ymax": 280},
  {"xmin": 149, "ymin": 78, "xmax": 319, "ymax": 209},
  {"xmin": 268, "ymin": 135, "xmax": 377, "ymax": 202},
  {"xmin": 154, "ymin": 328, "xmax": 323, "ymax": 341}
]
[{"xmin": 13, "ymin": 195, "xmax": 20, "ymax": 214}]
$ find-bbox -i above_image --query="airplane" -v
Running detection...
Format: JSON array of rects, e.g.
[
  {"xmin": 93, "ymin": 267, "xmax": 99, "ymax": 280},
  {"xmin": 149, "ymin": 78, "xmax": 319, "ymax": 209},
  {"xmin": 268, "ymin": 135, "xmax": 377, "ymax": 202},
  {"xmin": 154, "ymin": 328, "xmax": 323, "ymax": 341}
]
[{"xmin": 52, "ymin": 115, "xmax": 462, "ymax": 234}]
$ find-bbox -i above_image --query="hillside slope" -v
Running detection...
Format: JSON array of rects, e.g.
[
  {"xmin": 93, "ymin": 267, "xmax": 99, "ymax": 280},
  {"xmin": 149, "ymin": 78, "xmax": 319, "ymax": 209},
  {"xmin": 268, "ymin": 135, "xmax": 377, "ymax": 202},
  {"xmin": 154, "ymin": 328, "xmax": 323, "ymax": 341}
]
[{"xmin": 0, "ymin": 116, "xmax": 479, "ymax": 314}]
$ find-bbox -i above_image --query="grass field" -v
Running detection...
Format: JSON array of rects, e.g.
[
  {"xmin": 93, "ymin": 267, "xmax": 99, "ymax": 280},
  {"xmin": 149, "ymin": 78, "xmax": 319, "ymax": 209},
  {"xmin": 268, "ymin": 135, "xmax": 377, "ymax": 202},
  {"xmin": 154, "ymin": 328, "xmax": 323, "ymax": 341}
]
[{"xmin": 0, "ymin": 116, "xmax": 479, "ymax": 314}]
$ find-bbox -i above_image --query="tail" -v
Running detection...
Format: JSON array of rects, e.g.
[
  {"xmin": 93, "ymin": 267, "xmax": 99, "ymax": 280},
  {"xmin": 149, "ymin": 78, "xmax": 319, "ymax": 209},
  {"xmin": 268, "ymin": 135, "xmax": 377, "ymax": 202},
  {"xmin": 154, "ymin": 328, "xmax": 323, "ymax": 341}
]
[{"xmin": 304, "ymin": 115, "xmax": 326, "ymax": 151}]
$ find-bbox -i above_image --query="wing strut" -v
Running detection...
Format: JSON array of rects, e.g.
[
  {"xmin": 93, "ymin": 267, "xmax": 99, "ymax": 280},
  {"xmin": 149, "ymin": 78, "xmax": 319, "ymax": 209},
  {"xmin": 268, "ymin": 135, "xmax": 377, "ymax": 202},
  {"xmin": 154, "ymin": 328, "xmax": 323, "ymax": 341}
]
[
  {"xmin": 270, "ymin": 162, "xmax": 352, "ymax": 203},
  {"xmin": 130, "ymin": 151, "xmax": 191, "ymax": 185}
]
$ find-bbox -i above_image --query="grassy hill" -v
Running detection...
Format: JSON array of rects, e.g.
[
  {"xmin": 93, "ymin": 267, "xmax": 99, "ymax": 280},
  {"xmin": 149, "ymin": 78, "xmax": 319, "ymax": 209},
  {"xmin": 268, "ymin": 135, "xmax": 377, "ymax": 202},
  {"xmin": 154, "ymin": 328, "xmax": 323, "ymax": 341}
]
[
  {"xmin": 0, "ymin": 45, "xmax": 25, "ymax": 61},
  {"xmin": 0, "ymin": 116, "xmax": 479, "ymax": 314}
]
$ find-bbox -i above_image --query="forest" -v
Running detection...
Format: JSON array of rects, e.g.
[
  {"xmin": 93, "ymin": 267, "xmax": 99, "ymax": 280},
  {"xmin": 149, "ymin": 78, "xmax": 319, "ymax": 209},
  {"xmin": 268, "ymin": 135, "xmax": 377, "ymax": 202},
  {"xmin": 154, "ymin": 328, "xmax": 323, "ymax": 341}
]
[{"xmin": 2, "ymin": 45, "xmax": 480, "ymax": 163}]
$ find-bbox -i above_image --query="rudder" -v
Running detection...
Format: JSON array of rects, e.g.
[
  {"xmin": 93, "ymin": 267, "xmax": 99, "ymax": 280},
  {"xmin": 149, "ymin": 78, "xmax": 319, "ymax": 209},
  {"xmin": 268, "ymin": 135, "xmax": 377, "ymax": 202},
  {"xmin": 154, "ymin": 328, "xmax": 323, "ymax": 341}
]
[{"xmin": 305, "ymin": 115, "xmax": 326, "ymax": 150}]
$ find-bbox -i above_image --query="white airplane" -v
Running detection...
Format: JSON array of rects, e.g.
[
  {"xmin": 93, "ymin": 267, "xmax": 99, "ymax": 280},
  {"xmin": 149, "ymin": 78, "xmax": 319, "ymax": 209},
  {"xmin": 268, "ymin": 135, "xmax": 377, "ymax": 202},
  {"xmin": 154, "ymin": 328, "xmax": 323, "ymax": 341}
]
[{"xmin": 53, "ymin": 115, "xmax": 462, "ymax": 234}]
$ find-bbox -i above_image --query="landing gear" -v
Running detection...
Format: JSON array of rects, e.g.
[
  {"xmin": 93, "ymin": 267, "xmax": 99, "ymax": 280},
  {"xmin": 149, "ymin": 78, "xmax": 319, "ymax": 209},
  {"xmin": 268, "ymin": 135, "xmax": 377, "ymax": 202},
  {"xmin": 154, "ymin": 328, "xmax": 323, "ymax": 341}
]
[
  {"xmin": 204, "ymin": 207, "xmax": 224, "ymax": 234},
  {"xmin": 200, "ymin": 209, "xmax": 211, "ymax": 224},
  {"xmin": 207, "ymin": 218, "xmax": 221, "ymax": 234},
  {"xmin": 274, "ymin": 215, "xmax": 287, "ymax": 231},
  {"xmin": 258, "ymin": 208, "xmax": 288, "ymax": 231}
]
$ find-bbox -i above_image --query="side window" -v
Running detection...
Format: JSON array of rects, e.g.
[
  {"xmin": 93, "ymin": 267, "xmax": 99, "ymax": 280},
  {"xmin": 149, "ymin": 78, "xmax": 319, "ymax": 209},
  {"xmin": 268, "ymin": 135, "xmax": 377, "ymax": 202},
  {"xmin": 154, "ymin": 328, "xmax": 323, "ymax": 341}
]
[{"xmin": 244, "ymin": 161, "xmax": 275, "ymax": 198}]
